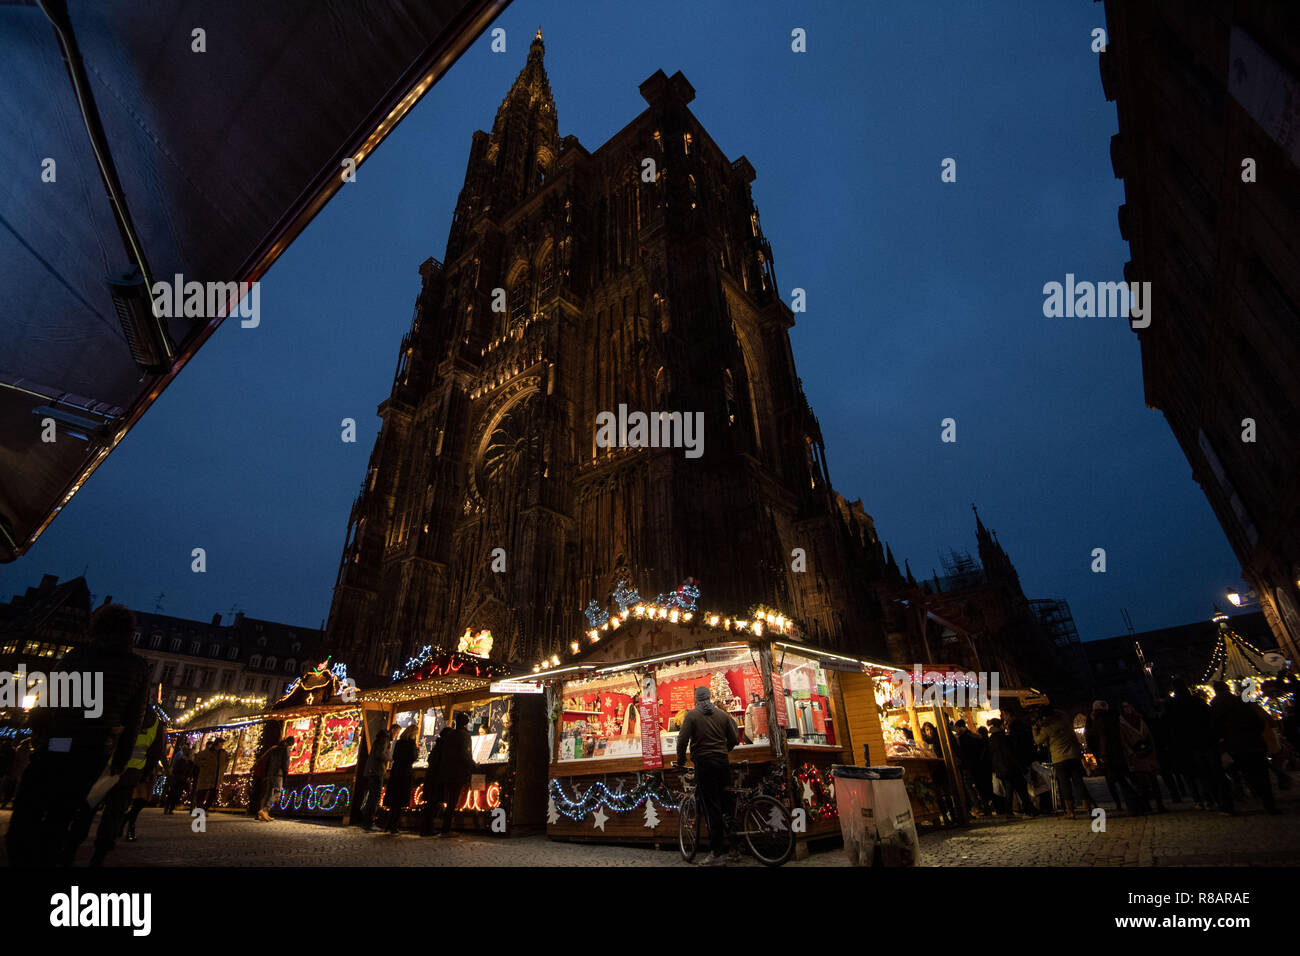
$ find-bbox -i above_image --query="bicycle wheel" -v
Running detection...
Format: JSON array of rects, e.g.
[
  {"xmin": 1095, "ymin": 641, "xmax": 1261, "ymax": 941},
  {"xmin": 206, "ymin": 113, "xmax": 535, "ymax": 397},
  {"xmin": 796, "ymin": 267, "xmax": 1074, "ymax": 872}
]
[
  {"xmin": 743, "ymin": 795, "xmax": 794, "ymax": 866},
  {"xmin": 678, "ymin": 794, "xmax": 701, "ymax": 862}
]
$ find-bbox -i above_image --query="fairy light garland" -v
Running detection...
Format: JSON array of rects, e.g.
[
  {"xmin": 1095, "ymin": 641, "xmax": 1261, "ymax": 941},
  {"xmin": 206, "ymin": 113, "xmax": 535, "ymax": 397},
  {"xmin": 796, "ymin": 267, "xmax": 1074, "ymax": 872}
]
[{"xmin": 548, "ymin": 777, "xmax": 680, "ymax": 819}]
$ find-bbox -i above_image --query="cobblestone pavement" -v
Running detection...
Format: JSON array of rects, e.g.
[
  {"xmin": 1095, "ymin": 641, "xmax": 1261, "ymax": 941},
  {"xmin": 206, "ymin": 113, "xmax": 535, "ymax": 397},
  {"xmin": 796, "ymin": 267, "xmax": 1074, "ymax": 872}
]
[{"xmin": 3, "ymin": 783, "xmax": 1296, "ymax": 867}]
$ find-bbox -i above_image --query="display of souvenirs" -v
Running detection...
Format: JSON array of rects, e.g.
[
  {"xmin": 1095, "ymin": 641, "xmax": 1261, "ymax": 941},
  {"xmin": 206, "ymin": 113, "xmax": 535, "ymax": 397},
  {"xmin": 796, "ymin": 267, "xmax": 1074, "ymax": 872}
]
[
  {"xmin": 231, "ymin": 724, "xmax": 264, "ymax": 774},
  {"xmin": 284, "ymin": 717, "xmax": 317, "ymax": 774},
  {"xmin": 314, "ymin": 710, "xmax": 361, "ymax": 773}
]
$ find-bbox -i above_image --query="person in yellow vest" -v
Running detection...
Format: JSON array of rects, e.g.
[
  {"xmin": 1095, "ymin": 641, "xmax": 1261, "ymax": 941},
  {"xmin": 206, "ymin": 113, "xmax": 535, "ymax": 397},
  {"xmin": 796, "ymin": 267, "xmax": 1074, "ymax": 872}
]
[
  {"xmin": 121, "ymin": 716, "xmax": 168, "ymax": 842},
  {"xmin": 63, "ymin": 708, "xmax": 166, "ymax": 867}
]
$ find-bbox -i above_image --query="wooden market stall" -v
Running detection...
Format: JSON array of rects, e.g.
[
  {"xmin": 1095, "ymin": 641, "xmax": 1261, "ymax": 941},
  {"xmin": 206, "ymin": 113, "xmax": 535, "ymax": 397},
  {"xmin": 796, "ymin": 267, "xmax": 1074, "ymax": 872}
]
[
  {"xmin": 253, "ymin": 659, "xmax": 379, "ymax": 819},
  {"xmin": 350, "ymin": 639, "xmax": 549, "ymax": 835},
  {"xmin": 516, "ymin": 600, "xmax": 900, "ymax": 848}
]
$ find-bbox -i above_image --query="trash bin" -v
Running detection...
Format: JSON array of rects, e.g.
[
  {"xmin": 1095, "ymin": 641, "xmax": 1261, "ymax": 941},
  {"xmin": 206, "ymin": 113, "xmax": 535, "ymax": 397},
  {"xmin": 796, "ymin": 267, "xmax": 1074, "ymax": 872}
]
[{"xmin": 830, "ymin": 765, "xmax": 921, "ymax": 867}]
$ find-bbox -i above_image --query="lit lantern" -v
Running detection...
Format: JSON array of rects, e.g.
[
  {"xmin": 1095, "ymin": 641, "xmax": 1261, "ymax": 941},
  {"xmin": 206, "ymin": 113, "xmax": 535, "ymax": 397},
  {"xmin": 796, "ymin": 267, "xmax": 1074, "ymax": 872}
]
[
  {"xmin": 683, "ymin": 612, "xmax": 693, "ymax": 622},
  {"xmin": 588, "ymin": 629, "xmax": 598, "ymax": 642},
  {"xmin": 709, "ymin": 615, "xmax": 720, "ymax": 626},
  {"xmin": 570, "ymin": 642, "xmax": 580, "ymax": 654},
  {"xmin": 669, "ymin": 609, "xmax": 679, "ymax": 623}
]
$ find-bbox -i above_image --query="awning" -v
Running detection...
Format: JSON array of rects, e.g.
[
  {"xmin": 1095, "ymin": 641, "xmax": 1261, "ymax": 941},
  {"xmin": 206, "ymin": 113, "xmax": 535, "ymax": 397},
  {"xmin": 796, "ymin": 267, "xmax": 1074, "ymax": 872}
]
[{"xmin": 0, "ymin": 0, "xmax": 508, "ymax": 560}]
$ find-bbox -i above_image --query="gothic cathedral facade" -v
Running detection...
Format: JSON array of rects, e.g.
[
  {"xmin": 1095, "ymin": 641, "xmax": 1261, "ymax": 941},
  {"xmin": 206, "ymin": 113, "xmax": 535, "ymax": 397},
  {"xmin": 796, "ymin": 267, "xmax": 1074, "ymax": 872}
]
[{"xmin": 325, "ymin": 34, "xmax": 891, "ymax": 674}]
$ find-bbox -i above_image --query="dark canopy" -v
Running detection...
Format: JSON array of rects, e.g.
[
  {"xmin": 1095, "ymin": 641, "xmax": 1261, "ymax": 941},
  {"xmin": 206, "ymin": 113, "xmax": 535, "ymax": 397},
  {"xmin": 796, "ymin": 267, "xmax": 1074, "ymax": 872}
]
[{"xmin": 0, "ymin": 0, "xmax": 507, "ymax": 560}]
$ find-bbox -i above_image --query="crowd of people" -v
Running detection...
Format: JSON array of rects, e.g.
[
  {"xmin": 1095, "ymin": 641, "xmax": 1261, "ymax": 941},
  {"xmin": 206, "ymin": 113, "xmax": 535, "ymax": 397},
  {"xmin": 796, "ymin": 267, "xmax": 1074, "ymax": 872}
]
[
  {"xmin": 913, "ymin": 684, "xmax": 1295, "ymax": 824},
  {"xmin": 354, "ymin": 712, "xmax": 478, "ymax": 836}
]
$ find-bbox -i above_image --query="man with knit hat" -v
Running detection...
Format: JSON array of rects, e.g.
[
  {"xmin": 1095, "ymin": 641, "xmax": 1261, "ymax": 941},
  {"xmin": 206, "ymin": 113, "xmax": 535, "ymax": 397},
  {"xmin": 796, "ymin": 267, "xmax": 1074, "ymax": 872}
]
[{"xmin": 677, "ymin": 683, "xmax": 739, "ymax": 866}]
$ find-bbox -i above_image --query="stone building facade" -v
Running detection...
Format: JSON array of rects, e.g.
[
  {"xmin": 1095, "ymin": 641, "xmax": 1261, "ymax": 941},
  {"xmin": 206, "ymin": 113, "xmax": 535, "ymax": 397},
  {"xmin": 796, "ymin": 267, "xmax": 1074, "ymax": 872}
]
[
  {"xmin": 325, "ymin": 34, "xmax": 892, "ymax": 674},
  {"xmin": 1101, "ymin": 0, "xmax": 1300, "ymax": 661}
]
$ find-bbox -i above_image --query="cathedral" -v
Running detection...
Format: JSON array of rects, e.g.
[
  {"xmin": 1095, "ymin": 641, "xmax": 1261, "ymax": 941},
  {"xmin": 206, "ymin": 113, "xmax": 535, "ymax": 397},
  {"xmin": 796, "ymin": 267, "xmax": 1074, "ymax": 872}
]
[{"xmin": 324, "ymin": 33, "xmax": 893, "ymax": 673}]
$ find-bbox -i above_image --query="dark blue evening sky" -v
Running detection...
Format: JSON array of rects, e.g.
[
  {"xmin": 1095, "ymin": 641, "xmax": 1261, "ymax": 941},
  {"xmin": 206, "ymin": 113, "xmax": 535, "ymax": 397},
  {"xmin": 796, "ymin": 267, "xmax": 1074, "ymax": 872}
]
[{"xmin": 2, "ymin": 1, "xmax": 1247, "ymax": 642}]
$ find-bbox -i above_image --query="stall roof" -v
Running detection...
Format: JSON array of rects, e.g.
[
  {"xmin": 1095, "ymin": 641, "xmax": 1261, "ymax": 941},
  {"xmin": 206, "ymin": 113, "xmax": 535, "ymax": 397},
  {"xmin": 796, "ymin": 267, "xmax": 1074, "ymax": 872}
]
[
  {"xmin": 0, "ymin": 0, "xmax": 508, "ymax": 561},
  {"xmin": 516, "ymin": 637, "xmax": 903, "ymax": 684},
  {"xmin": 353, "ymin": 672, "xmax": 496, "ymax": 704}
]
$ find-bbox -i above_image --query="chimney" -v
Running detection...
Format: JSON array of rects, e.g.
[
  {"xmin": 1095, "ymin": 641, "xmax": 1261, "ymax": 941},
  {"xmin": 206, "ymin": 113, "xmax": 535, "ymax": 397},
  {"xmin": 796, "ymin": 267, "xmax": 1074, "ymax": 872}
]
[
  {"xmin": 99, "ymin": 595, "xmax": 112, "ymax": 608},
  {"xmin": 212, "ymin": 612, "xmax": 223, "ymax": 626},
  {"xmin": 234, "ymin": 611, "xmax": 245, "ymax": 626}
]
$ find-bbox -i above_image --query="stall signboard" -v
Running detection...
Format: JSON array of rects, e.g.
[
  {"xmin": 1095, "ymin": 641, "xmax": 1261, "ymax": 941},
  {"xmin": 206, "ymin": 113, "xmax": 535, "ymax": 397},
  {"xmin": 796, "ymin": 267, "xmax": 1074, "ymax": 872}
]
[
  {"xmin": 639, "ymin": 699, "xmax": 662, "ymax": 769},
  {"xmin": 489, "ymin": 680, "xmax": 544, "ymax": 694},
  {"xmin": 819, "ymin": 658, "xmax": 868, "ymax": 673}
]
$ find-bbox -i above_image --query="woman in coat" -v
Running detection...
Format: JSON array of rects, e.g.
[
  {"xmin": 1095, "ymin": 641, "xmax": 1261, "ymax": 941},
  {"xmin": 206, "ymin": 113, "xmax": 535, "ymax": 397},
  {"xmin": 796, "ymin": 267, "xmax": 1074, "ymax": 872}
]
[
  {"xmin": 1033, "ymin": 708, "xmax": 1096, "ymax": 818},
  {"xmin": 1119, "ymin": 701, "xmax": 1167, "ymax": 813},
  {"xmin": 384, "ymin": 726, "xmax": 419, "ymax": 833}
]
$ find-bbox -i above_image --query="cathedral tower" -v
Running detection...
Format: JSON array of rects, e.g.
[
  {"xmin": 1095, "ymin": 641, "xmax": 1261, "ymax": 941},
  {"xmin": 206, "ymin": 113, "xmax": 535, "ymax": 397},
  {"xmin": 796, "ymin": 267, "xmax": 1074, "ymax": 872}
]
[{"xmin": 326, "ymin": 41, "xmax": 891, "ymax": 672}]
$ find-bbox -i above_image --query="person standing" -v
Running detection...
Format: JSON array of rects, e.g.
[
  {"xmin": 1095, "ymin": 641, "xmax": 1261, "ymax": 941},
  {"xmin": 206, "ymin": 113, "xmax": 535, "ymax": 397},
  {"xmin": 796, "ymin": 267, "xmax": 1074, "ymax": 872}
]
[
  {"xmin": 1167, "ymin": 680, "xmax": 1221, "ymax": 810},
  {"xmin": 677, "ymin": 684, "xmax": 739, "ymax": 866},
  {"xmin": 4, "ymin": 604, "xmax": 150, "ymax": 868},
  {"xmin": 257, "ymin": 736, "xmax": 293, "ymax": 822},
  {"xmin": 1211, "ymin": 680, "xmax": 1278, "ymax": 814},
  {"xmin": 359, "ymin": 726, "xmax": 390, "ymax": 831},
  {"xmin": 384, "ymin": 726, "xmax": 418, "ymax": 833},
  {"xmin": 1086, "ymin": 701, "xmax": 1140, "ymax": 812},
  {"xmin": 987, "ymin": 718, "xmax": 1038, "ymax": 817},
  {"xmin": 162, "ymin": 745, "xmax": 192, "ymax": 815},
  {"xmin": 1119, "ymin": 702, "xmax": 1167, "ymax": 813},
  {"xmin": 422, "ymin": 712, "xmax": 475, "ymax": 837},
  {"xmin": 121, "ymin": 715, "xmax": 168, "ymax": 843},
  {"xmin": 1033, "ymin": 708, "xmax": 1096, "ymax": 819},
  {"xmin": 954, "ymin": 720, "xmax": 993, "ymax": 815}
]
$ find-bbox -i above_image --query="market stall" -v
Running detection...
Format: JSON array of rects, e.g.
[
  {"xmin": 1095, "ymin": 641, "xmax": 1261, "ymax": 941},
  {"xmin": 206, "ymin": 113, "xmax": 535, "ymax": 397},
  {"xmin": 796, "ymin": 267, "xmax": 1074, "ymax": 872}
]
[
  {"xmin": 352, "ymin": 634, "xmax": 547, "ymax": 834},
  {"xmin": 517, "ymin": 586, "xmax": 899, "ymax": 847},
  {"xmin": 256, "ymin": 659, "xmax": 375, "ymax": 819},
  {"xmin": 162, "ymin": 695, "xmax": 267, "ymax": 808}
]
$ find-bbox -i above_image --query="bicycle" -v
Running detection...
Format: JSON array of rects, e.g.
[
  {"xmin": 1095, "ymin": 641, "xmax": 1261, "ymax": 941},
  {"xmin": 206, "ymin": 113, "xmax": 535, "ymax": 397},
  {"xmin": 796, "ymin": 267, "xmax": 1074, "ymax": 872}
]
[{"xmin": 674, "ymin": 760, "xmax": 794, "ymax": 866}]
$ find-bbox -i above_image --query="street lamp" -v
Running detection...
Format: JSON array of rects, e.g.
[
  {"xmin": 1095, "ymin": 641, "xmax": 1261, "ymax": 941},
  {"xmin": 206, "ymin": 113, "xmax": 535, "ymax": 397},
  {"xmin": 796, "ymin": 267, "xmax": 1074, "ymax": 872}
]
[{"xmin": 1225, "ymin": 587, "xmax": 1256, "ymax": 608}]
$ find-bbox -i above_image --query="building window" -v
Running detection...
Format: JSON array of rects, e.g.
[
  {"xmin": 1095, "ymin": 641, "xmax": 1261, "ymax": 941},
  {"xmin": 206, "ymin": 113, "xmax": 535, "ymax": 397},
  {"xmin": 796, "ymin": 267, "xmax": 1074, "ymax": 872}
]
[
  {"xmin": 161, "ymin": 664, "xmax": 175, "ymax": 686},
  {"xmin": 175, "ymin": 695, "xmax": 188, "ymax": 710},
  {"xmin": 262, "ymin": 679, "xmax": 273, "ymax": 692},
  {"xmin": 169, "ymin": 638, "xmax": 182, "ymax": 653},
  {"xmin": 209, "ymin": 643, "xmax": 221, "ymax": 657},
  {"xmin": 228, "ymin": 646, "xmax": 238, "ymax": 660},
  {"xmin": 265, "ymin": 656, "xmax": 277, "ymax": 671},
  {"xmin": 285, "ymin": 659, "xmax": 297, "ymax": 673},
  {"xmin": 190, "ymin": 641, "xmax": 201, "ymax": 655},
  {"xmin": 180, "ymin": 667, "xmax": 195, "ymax": 687},
  {"xmin": 243, "ymin": 677, "xmax": 255, "ymax": 691},
  {"xmin": 222, "ymin": 671, "xmax": 234, "ymax": 690},
  {"xmin": 249, "ymin": 655, "xmax": 262, "ymax": 668},
  {"xmin": 132, "ymin": 630, "xmax": 142, "ymax": 647},
  {"xmin": 150, "ymin": 633, "xmax": 163, "ymax": 650}
]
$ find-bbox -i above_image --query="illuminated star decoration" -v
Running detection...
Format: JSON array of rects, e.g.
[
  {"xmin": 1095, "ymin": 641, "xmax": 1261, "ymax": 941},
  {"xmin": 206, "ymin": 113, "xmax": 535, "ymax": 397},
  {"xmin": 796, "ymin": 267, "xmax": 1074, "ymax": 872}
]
[
  {"xmin": 592, "ymin": 806, "xmax": 609, "ymax": 831},
  {"xmin": 801, "ymin": 778, "xmax": 813, "ymax": 805}
]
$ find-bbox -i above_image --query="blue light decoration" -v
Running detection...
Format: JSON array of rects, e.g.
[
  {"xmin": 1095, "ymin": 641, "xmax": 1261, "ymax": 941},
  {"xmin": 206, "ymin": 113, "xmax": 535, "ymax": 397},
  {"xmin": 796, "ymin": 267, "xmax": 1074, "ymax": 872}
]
[
  {"xmin": 666, "ymin": 577, "xmax": 700, "ymax": 612},
  {"xmin": 331, "ymin": 662, "xmax": 349, "ymax": 682},
  {"xmin": 548, "ymin": 777, "xmax": 680, "ymax": 820},
  {"xmin": 611, "ymin": 580, "xmax": 641, "ymax": 614},
  {"xmin": 583, "ymin": 600, "xmax": 609, "ymax": 629},
  {"xmin": 392, "ymin": 645, "xmax": 434, "ymax": 682},
  {"xmin": 277, "ymin": 783, "xmax": 351, "ymax": 813}
]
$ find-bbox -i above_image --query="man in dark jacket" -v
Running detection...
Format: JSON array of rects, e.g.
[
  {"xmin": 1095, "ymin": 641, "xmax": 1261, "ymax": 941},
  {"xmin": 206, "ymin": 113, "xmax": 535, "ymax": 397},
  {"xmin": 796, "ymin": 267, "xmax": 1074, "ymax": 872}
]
[
  {"xmin": 1211, "ymin": 681, "xmax": 1277, "ymax": 814},
  {"xmin": 677, "ymin": 684, "xmax": 739, "ymax": 866},
  {"xmin": 1168, "ymin": 680, "xmax": 1221, "ymax": 809},
  {"xmin": 986, "ymin": 718, "xmax": 1038, "ymax": 817},
  {"xmin": 423, "ymin": 712, "xmax": 475, "ymax": 837},
  {"xmin": 954, "ymin": 721, "xmax": 992, "ymax": 815},
  {"xmin": 1085, "ymin": 701, "xmax": 1140, "ymax": 812},
  {"xmin": 5, "ymin": 604, "xmax": 150, "ymax": 867},
  {"xmin": 384, "ymin": 727, "xmax": 419, "ymax": 833},
  {"xmin": 257, "ymin": 736, "xmax": 293, "ymax": 822}
]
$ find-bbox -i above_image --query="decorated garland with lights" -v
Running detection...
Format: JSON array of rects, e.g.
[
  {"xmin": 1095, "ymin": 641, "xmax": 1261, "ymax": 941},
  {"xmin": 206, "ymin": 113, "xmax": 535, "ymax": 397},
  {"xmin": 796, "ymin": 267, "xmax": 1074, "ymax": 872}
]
[
  {"xmin": 535, "ymin": 579, "xmax": 799, "ymax": 673},
  {"xmin": 548, "ymin": 776, "xmax": 680, "ymax": 820},
  {"xmin": 794, "ymin": 763, "xmax": 838, "ymax": 822},
  {"xmin": 277, "ymin": 782, "xmax": 351, "ymax": 813}
]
